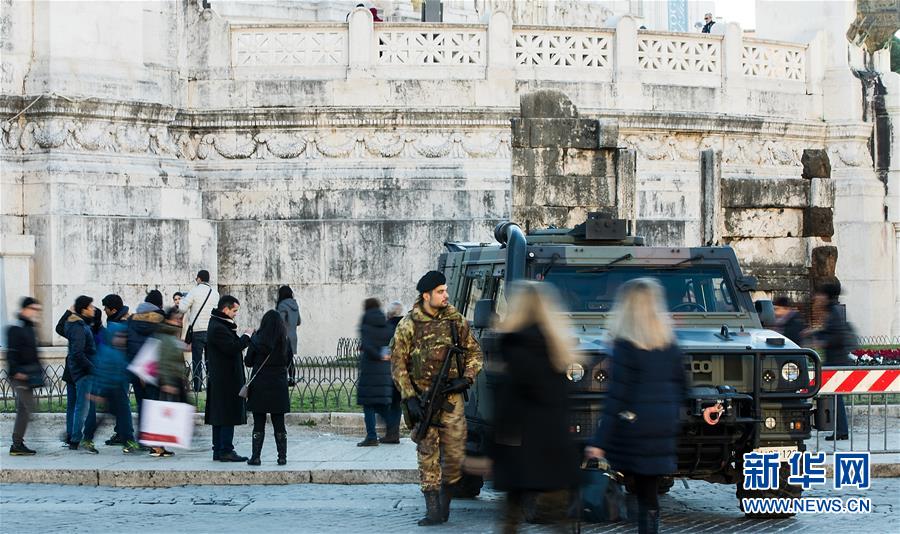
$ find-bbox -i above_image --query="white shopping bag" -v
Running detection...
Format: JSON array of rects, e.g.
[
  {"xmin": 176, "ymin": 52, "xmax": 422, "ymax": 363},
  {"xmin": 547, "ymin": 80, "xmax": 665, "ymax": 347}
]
[
  {"xmin": 139, "ymin": 399, "xmax": 195, "ymax": 449},
  {"xmin": 127, "ymin": 337, "xmax": 160, "ymax": 385}
]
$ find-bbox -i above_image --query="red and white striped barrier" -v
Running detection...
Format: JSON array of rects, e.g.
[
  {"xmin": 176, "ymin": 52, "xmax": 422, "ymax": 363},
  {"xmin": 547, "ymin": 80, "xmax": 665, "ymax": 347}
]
[{"xmin": 817, "ymin": 368, "xmax": 900, "ymax": 394}]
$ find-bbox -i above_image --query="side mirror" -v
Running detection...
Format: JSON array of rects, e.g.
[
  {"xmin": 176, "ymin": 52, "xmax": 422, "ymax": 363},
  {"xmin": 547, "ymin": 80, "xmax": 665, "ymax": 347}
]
[
  {"xmin": 473, "ymin": 299, "xmax": 496, "ymax": 329},
  {"xmin": 755, "ymin": 300, "xmax": 776, "ymax": 327}
]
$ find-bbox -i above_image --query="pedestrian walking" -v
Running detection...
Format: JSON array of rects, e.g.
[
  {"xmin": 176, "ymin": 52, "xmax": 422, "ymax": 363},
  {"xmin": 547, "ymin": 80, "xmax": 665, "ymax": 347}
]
[
  {"xmin": 5, "ymin": 297, "xmax": 44, "ymax": 456},
  {"xmin": 65, "ymin": 295, "xmax": 100, "ymax": 453},
  {"xmin": 584, "ymin": 278, "xmax": 686, "ymax": 534},
  {"xmin": 773, "ymin": 296, "xmax": 805, "ymax": 346},
  {"xmin": 157, "ymin": 307, "xmax": 189, "ymax": 404},
  {"xmin": 356, "ymin": 298, "xmax": 401, "ymax": 447},
  {"xmin": 99, "ymin": 294, "xmax": 131, "ymax": 446},
  {"xmin": 492, "ymin": 282, "xmax": 580, "ymax": 532},
  {"xmin": 126, "ymin": 291, "xmax": 165, "ymax": 439},
  {"xmin": 91, "ymin": 296, "xmax": 141, "ymax": 454},
  {"xmin": 244, "ymin": 310, "xmax": 292, "ymax": 466},
  {"xmin": 276, "ymin": 285, "xmax": 301, "ymax": 358},
  {"xmin": 205, "ymin": 295, "xmax": 252, "ymax": 462},
  {"xmin": 146, "ymin": 307, "xmax": 191, "ymax": 458},
  {"xmin": 180, "ymin": 270, "xmax": 219, "ymax": 392},
  {"xmin": 807, "ymin": 282, "xmax": 853, "ymax": 441},
  {"xmin": 391, "ymin": 270, "xmax": 483, "ymax": 526}
]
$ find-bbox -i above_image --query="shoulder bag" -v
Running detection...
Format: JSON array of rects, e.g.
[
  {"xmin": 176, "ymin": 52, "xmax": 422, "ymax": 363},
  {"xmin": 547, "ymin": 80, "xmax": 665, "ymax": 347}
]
[
  {"xmin": 239, "ymin": 343, "xmax": 271, "ymax": 399},
  {"xmin": 184, "ymin": 286, "xmax": 212, "ymax": 344}
]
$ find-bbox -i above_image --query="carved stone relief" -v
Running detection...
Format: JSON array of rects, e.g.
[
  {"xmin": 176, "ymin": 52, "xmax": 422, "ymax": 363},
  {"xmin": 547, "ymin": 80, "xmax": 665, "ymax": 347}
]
[{"xmin": 0, "ymin": 117, "xmax": 513, "ymax": 162}]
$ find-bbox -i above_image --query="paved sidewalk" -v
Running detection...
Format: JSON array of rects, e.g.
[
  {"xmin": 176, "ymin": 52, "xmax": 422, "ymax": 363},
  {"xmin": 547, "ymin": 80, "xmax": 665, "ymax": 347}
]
[{"xmin": 0, "ymin": 413, "xmax": 418, "ymax": 487}]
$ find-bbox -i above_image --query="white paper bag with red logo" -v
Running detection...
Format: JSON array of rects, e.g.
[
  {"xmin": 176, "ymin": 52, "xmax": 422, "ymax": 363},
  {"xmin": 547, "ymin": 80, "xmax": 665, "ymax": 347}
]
[
  {"xmin": 138, "ymin": 399, "xmax": 195, "ymax": 449},
  {"xmin": 127, "ymin": 337, "xmax": 160, "ymax": 385}
]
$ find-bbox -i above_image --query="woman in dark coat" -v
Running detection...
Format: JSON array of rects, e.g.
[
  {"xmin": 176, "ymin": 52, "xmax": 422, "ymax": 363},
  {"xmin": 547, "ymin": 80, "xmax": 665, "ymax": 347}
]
[
  {"xmin": 492, "ymin": 282, "xmax": 580, "ymax": 532},
  {"xmin": 585, "ymin": 278, "xmax": 686, "ymax": 534},
  {"xmin": 204, "ymin": 296, "xmax": 252, "ymax": 462},
  {"xmin": 245, "ymin": 309, "xmax": 292, "ymax": 465},
  {"xmin": 356, "ymin": 298, "xmax": 400, "ymax": 447}
]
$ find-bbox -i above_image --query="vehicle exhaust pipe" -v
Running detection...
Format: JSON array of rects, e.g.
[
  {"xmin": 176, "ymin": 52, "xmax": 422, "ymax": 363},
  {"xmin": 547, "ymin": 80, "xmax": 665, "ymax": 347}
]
[{"xmin": 494, "ymin": 222, "xmax": 527, "ymax": 290}]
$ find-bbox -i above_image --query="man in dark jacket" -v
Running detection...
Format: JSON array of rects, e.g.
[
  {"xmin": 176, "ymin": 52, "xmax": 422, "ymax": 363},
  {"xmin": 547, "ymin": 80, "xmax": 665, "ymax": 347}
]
[
  {"xmin": 810, "ymin": 282, "xmax": 852, "ymax": 440},
  {"xmin": 205, "ymin": 295, "xmax": 252, "ymax": 462},
  {"xmin": 126, "ymin": 290, "xmax": 165, "ymax": 435},
  {"xmin": 5, "ymin": 297, "xmax": 43, "ymax": 455},
  {"xmin": 356, "ymin": 298, "xmax": 400, "ymax": 447},
  {"xmin": 65, "ymin": 295, "xmax": 98, "ymax": 453},
  {"xmin": 701, "ymin": 12, "xmax": 715, "ymax": 33},
  {"xmin": 773, "ymin": 296, "xmax": 805, "ymax": 346}
]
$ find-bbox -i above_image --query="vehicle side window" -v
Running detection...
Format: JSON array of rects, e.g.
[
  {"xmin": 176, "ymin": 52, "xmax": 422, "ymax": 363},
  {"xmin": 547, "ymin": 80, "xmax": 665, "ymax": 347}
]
[
  {"xmin": 494, "ymin": 277, "xmax": 507, "ymax": 321},
  {"xmin": 463, "ymin": 266, "xmax": 493, "ymax": 321}
]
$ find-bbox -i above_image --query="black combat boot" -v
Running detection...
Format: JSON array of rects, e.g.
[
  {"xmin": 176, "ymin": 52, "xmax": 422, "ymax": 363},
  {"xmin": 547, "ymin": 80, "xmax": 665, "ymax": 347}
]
[
  {"xmin": 274, "ymin": 432, "xmax": 287, "ymax": 465},
  {"xmin": 637, "ymin": 506, "xmax": 659, "ymax": 534},
  {"xmin": 418, "ymin": 491, "xmax": 443, "ymax": 526},
  {"xmin": 379, "ymin": 428, "xmax": 400, "ymax": 444},
  {"xmin": 439, "ymin": 482, "xmax": 457, "ymax": 523},
  {"xmin": 247, "ymin": 432, "xmax": 264, "ymax": 466}
]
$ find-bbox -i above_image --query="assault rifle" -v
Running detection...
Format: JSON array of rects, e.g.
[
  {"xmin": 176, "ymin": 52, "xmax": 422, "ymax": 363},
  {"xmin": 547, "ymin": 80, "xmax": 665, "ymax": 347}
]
[{"xmin": 413, "ymin": 322, "xmax": 468, "ymax": 442}]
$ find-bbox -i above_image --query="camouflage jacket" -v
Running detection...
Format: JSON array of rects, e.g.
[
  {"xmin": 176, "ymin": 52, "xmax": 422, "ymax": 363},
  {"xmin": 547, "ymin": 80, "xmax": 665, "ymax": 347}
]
[{"xmin": 390, "ymin": 302, "xmax": 483, "ymax": 400}]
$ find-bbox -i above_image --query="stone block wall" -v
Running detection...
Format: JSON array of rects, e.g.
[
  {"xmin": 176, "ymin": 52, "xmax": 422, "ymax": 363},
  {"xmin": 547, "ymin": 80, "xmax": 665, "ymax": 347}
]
[{"xmin": 1, "ymin": 1, "xmax": 894, "ymax": 349}]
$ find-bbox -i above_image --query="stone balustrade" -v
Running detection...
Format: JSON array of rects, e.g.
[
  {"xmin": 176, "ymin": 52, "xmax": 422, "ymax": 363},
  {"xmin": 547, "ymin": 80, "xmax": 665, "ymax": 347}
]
[{"xmin": 230, "ymin": 10, "xmax": 816, "ymax": 97}]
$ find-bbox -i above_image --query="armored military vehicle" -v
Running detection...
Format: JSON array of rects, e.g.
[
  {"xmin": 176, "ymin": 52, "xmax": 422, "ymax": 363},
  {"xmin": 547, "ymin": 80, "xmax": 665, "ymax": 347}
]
[{"xmin": 439, "ymin": 213, "xmax": 822, "ymax": 518}]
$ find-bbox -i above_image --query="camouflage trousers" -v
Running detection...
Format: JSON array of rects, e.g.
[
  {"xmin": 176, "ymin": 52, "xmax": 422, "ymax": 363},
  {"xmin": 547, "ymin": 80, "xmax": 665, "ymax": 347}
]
[{"xmin": 416, "ymin": 392, "xmax": 466, "ymax": 492}]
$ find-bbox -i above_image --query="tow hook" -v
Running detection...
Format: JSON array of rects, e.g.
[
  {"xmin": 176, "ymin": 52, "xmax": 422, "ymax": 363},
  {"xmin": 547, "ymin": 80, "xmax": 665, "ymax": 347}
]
[{"xmin": 703, "ymin": 401, "xmax": 725, "ymax": 425}]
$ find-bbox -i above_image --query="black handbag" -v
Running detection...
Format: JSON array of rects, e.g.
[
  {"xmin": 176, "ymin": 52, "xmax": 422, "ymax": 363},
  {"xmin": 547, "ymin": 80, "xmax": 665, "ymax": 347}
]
[
  {"xmin": 184, "ymin": 286, "xmax": 212, "ymax": 344},
  {"xmin": 577, "ymin": 458, "xmax": 627, "ymax": 524}
]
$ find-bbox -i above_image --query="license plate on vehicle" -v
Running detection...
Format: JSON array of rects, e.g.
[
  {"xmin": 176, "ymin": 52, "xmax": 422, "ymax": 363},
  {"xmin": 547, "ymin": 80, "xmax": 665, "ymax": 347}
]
[{"xmin": 751, "ymin": 446, "xmax": 798, "ymax": 462}]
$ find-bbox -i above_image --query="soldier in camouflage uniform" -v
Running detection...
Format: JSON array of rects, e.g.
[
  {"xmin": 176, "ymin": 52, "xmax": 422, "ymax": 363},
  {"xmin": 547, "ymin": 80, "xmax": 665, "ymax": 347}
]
[{"xmin": 391, "ymin": 270, "xmax": 483, "ymax": 526}]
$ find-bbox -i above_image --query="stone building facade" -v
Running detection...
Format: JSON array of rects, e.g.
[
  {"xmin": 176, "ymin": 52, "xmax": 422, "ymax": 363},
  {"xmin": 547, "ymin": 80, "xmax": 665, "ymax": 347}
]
[{"xmin": 0, "ymin": 0, "xmax": 896, "ymax": 353}]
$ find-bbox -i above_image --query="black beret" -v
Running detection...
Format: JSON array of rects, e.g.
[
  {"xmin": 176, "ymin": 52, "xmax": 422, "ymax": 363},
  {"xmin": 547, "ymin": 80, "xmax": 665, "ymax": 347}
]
[{"xmin": 416, "ymin": 270, "xmax": 447, "ymax": 294}]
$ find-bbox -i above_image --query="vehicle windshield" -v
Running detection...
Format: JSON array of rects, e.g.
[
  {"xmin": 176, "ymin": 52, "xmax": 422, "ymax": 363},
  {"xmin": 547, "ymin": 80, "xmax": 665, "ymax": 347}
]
[{"xmin": 541, "ymin": 266, "xmax": 741, "ymax": 313}]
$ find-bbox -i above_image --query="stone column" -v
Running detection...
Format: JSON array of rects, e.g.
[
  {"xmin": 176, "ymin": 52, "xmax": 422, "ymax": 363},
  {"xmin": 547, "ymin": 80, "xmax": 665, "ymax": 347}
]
[
  {"xmin": 348, "ymin": 6, "xmax": 375, "ymax": 79},
  {"xmin": 614, "ymin": 16, "xmax": 642, "ymax": 110},
  {"xmin": 0, "ymin": 235, "xmax": 35, "ymax": 345},
  {"xmin": 700, "ymin": 149, "xmax": 722, "ymax": 246},
  {"xmin": 721, "ymin": 23, "xmax": 747, "ymax": 112},
  {"xmin": 894, "ymin": 223, "xmax": 900, "ymax": 336},
  {"xmin": 510, "ymin": 90, "xmax": 620, "ymax": 231},
  {"xmin": 883, "ymin": 71, "xmax": 900, "ymax": 335}
]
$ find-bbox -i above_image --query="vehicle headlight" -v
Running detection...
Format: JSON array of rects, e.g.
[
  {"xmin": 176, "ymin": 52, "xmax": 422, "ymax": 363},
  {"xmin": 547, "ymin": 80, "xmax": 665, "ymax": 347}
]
[
  {"xmin": 781, "ymin": 362, "xmax": 800, "ymax": 382},
  {"xmin": 765, "ymin": 417, "xmax": 777, "ymax": 429},
  {"xmin": 566, "ymin": 363, "xmax": 585, "ymax": 382}
]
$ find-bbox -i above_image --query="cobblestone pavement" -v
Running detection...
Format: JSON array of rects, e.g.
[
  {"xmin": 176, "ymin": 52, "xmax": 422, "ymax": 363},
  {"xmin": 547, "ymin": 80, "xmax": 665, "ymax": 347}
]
[{"xmin": 0, "ymin": 479, "xmax": 895, "ymax": 533}]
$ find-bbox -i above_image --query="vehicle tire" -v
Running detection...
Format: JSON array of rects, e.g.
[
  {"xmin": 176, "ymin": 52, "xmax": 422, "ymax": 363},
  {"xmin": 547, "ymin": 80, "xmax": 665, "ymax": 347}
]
[
  {"xmin": 455, "ymin": 473, "xmax": 484, "ymax": 499},
  {"xmin": 657, "ymin": 476, "xmax": 675, "ymax": 495},
  {"xmin": 735, "ymin": 460, "xmax": 801, "ymax": 518}
]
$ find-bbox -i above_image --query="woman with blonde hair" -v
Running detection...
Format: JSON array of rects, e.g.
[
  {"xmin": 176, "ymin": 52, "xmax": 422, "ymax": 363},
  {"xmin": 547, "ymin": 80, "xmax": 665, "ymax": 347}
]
[
  {"xmin": 585, "ymin": 278, "xmax": 686, "ymax": 534},
  {"xmin": 491, "ymin": 281, "xmax": 581, "ymax": 532}
]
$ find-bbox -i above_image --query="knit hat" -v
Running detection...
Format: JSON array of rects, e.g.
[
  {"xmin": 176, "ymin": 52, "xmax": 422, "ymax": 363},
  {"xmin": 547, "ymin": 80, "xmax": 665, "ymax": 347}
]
[
  {"xmin": 416, "ymin": 271, "xmax": 446, "ymax": 294},
  {"xmin": 145, "ymin": 289, "xmax": 164, "ymax": 308},
  {"xmin": 20, "ymin": 296, "xmax": 39, "ymax": 309}
]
